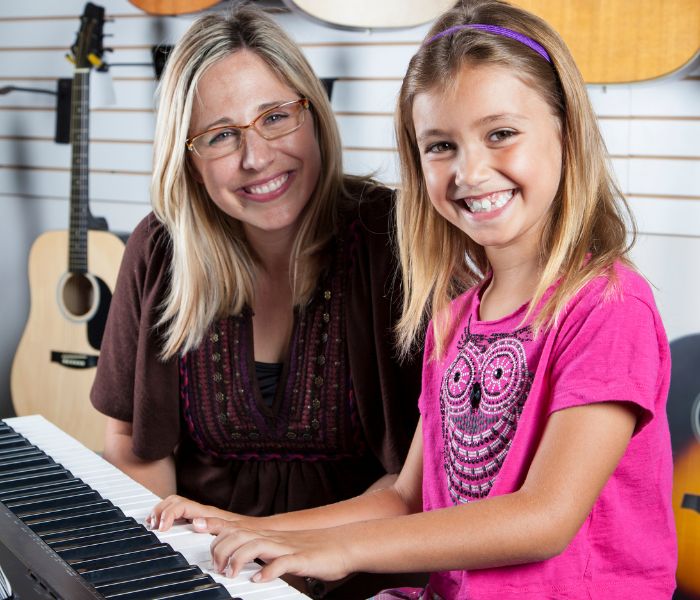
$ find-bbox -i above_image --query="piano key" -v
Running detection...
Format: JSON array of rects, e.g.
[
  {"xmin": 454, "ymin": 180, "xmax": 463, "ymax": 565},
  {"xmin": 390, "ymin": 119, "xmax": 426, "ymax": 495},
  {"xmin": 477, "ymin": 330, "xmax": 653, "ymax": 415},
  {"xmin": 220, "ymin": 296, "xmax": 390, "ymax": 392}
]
[
  {"xmin": 0, "ymin": 446, "xmax": 44, "ymax": 461},
  {"xmin": 48, "ymin": 523, "xmax": 149, "ymax": 549},
  {"xmin": 98, "ymin": 571, "xmax": 227, "ymax": 599},
  {"xmin": 79, "ymin": 552, "xmax": 191, "ymax": 585},
  {"xmin": 41, "ymin": 517, "xmax": 143, "ymax": 543},
  {"xmin": 14, "ymin": 498, "xmax": 114, "ymax": 521},
  {"xmin": 4, "ymin": 488, "xmax": 101, "ymax": 512},
  {"xmin": 94, "ymin": 565, "xmax": 206, "ymax": 595},
  {"xmin": 0, "ymin": 478, "xmax": 88, "ymax": 503},
  {"xmin": 56, "ymin": 531, "xmax": 162, "ymax": 561},
  {"xmin": 28, "ymin": 507, "xmax": 128, "ymax": 535},
  {"xmin": 0, "ymin": 467, "xmax": 74, "ymax": 491}
]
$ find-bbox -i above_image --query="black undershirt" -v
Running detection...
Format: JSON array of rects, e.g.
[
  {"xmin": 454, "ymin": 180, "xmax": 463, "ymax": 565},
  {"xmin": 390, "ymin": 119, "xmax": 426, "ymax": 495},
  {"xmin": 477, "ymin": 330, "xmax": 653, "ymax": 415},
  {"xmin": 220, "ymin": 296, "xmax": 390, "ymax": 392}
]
[{"xmin": 255, "ymin": 361, "xmax": 283, "ymax": 407}]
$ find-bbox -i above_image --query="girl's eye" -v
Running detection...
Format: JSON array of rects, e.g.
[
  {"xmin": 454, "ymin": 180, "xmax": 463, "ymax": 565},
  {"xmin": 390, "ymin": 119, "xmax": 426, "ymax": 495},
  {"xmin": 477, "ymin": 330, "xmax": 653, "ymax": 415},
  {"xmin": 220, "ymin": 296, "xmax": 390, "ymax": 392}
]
[
  {"xmin": 488, "ymin": 129, "xmax": 516, "ymax": 143},
  {"xmin": 425, "ymin": 141, "xmax": 454, "ymax": 154}
]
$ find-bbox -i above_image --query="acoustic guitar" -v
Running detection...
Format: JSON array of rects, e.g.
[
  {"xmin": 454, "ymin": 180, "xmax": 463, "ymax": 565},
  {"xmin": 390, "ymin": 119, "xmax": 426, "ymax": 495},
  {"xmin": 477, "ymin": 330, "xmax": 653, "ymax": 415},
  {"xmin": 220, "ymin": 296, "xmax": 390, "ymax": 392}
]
[
  {"xmin": 128, "ymin": 0, "xmax": 220, "ymax": 15},
  {"xmin": 283, "ymin": 0, "xmax": 699, "ymax": 83},
  {"xmin": 11, "ymin": 2, "xmax": 125, "ymax": 453}
]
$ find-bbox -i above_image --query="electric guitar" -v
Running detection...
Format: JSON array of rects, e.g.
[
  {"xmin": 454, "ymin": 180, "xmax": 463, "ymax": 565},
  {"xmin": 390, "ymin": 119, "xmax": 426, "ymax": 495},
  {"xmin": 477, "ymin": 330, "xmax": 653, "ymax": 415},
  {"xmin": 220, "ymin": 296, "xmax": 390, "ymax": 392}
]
[{"xmin": 11, "ymin": 3, "xmax": 125, "ymax": 453}]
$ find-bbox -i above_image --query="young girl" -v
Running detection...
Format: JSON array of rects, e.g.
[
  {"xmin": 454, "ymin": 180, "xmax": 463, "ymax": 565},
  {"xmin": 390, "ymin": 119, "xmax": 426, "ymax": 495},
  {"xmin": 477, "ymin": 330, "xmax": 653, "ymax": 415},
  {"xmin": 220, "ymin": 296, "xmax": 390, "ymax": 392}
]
[{"xmin": 149, "ymin": 1, "xmax": 677, "ymax": 597}]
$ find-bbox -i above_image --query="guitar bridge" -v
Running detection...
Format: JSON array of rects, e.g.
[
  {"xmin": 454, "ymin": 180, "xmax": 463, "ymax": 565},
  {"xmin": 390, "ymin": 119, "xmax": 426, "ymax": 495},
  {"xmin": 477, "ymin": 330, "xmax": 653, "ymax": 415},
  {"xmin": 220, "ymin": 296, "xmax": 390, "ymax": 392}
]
[{"xmin": 50, "ymin": 352, "xmax": 98, "ymax": 369}]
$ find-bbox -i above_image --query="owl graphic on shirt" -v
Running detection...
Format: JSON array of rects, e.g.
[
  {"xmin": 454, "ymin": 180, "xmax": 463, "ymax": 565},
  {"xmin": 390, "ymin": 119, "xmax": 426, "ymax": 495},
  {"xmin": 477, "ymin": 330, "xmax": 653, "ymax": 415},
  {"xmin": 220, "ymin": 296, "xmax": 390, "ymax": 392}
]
[{"xmin": 440, "ymin": 324, "xmax": 533, "ymax": 503}]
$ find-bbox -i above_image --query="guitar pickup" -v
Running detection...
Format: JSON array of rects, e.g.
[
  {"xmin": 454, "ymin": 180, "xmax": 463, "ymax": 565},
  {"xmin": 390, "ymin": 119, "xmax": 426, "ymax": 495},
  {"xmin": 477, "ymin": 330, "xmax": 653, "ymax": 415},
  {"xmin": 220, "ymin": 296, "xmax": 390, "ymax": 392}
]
[{"xmin": 50, "ymin": 352, "xmax": 98, "ymax": 369}]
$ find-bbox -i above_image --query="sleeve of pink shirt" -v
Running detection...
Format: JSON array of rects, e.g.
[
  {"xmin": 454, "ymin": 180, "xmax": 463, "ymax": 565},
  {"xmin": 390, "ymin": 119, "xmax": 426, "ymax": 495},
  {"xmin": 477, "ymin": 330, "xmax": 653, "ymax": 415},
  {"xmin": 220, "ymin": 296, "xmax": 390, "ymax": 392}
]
[{"xmin": 547, "ymin": 280, "xmax": 665, "ymax": 433}]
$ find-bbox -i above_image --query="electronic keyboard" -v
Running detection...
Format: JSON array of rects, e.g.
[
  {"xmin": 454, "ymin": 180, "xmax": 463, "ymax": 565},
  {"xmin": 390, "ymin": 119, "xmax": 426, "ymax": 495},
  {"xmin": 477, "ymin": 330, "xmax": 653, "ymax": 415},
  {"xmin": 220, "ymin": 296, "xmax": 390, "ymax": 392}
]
[{"xmin": 0, "ymin": 415, "xmax": 309, "ymax": 600}]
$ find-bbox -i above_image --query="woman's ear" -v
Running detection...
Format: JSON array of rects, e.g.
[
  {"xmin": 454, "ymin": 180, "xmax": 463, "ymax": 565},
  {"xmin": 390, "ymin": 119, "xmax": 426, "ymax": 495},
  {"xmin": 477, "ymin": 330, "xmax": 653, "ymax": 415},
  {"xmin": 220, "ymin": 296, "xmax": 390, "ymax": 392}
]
[{"xmin": 186, "ymin": 155, "xmax": 204, "ymax": 183}]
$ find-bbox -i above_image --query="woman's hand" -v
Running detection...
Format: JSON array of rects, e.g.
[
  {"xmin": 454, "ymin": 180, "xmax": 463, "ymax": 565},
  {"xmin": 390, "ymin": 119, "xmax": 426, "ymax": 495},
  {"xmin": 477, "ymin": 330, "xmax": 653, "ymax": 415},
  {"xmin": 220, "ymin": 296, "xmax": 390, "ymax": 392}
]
[
  {"xmin": 146, "ymin": 494, "xmax": 239, "ymax": 532},
  {"xmin": 203, "ymin": 520, "xmax": 354, "ymax": 583}
]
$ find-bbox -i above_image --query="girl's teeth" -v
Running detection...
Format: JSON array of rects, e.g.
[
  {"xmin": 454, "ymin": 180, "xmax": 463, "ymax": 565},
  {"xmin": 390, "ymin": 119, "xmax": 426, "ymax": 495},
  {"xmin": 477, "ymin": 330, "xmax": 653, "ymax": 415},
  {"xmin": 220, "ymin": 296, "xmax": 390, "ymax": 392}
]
[
  {"xmin": 466, "ymin": 190, "xmax": 514, "ymax": 213},
  {"xmin": 246, "ymin": 173, "xmax": 288, "ymax": 195}
]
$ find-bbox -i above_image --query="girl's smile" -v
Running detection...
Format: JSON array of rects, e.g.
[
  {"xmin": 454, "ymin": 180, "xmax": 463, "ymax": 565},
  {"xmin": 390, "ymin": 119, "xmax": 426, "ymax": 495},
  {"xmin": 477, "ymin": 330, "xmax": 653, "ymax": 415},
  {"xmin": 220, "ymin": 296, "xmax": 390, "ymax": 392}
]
[
  {"xmin": 413, "ymin": 63, "xmax": 562, "ymax": 259},
  {"xmin": 458, "ymin": 188, "xmax": 516, "ymax": 216}
]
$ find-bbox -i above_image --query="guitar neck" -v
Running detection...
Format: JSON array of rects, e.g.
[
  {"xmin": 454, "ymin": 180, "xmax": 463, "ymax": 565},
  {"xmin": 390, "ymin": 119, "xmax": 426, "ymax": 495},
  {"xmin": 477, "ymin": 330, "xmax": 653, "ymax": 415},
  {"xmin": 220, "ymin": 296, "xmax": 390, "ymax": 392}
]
[{"xmin": 69, "ymin": 70, "xmax": 90, "ymax": 274}]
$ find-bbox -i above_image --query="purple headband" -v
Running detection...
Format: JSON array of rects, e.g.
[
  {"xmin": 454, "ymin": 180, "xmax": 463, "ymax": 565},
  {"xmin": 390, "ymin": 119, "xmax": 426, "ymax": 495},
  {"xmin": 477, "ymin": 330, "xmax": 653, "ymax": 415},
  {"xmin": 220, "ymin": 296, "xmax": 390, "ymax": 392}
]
[{"xmin": 424, "ymin": 24, "xmax": 551, "ymax": 64}]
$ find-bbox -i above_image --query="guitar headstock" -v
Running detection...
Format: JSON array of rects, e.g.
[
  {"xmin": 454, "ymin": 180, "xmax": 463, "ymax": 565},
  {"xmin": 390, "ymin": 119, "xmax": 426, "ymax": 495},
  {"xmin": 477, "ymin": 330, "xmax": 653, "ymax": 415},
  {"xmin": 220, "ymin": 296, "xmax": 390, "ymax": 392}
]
[{"xmin": 70, "ymin": 3, "xmax": 106, "ymax": 71}]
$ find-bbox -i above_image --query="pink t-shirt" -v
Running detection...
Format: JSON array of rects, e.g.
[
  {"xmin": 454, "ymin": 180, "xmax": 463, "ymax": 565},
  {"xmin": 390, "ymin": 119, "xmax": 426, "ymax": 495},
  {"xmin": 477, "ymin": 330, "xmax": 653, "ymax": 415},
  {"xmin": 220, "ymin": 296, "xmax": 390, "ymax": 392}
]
[{"xmin": 419, "ymin": 263, "xmax": 676, "ymax": 599}]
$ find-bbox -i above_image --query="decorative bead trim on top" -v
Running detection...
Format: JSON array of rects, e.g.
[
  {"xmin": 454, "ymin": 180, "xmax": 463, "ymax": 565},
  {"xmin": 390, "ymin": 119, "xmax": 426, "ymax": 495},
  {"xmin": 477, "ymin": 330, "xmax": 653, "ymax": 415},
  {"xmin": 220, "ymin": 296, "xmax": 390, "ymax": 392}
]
[{"xmin": 181, "ymin": 229, "xmax": 366, "ymax": 461}]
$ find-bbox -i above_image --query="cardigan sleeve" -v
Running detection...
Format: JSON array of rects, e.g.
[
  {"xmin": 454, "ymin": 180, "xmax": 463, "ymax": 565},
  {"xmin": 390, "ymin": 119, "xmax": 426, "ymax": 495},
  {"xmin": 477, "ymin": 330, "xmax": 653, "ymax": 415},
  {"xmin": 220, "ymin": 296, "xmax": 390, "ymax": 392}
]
[
  {"xmin": 90, "ymin": 213, "xmax": 181, "ymax": 460},
  {"xmin": 344, "ymin": 184, "xmax": 422, "ymax": 474}
]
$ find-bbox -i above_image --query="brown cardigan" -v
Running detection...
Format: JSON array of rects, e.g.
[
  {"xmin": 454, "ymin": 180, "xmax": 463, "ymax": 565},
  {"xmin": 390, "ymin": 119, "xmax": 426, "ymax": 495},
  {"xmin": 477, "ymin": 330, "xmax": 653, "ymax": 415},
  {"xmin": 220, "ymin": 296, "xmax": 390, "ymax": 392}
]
[{"xmin": 91, "ymin": 183, "xmax": 421, "ymax": 515}]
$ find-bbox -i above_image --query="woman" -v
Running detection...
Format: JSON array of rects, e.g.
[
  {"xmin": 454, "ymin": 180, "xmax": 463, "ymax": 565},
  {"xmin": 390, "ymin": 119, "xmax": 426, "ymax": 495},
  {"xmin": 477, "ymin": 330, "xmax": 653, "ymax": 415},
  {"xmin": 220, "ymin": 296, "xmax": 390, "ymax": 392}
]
[{"xmin": 91, "ymin": 2, "xmax": 419, "ymax": 558}]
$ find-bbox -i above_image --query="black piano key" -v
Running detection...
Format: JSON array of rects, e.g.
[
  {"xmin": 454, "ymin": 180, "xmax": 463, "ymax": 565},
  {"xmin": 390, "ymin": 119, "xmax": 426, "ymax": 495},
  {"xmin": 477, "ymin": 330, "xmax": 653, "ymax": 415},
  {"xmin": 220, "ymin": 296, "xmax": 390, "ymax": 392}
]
[
  {"xmin": 0, "ymin": 465, "xmax": 73, "ymax": 491},
  {"xmin": 2, "ymin": 485, "xmax": 96, "ymax": 509},
  {"xmin": 99, "ymin": 573, "xmax": 214, "ymax": 599},
  {"xmin": 0, "ymin": 462, "xmax": 63, "ymax": 479},
  {"xmin": 71, "ymin": 543, "xmax": 174, "ymax": 570},
  {"xmin": 0, "ymin": 454, "xmax": 53, "ymax": 473},
  {"xmin": 0, "ymin": 434, "xmax": 30, "ymax": 449},
  {"xmin": 28, "ymin": 507, "xmax": 127, "ymax": 535},
  {"xmin": 95, "ymin": 565, "xmax": 204, "ymax": 595},
  {"xmin": 79, "ymin": 552, "xmax": 191, "ymax": 585},
  {"xmin": 56, "ymin": 531, "xmax": 161, "ymax": 561},
  {"xmin": 0, "ymin": 478, "xmax": 87, "ymax": 503},
  {"xmin": 114, "ymin": 582, "xmax": 233, "ymax": 600},
  {"xmin": 0, "ymin": 462, "xmax": 61, "ymax": 479},
  {"xmin": 5, "ymin": 489, "xmax": 101, "ymax": 513},
  {"xmin": 0, "ymin": 446, "xmax": 44, "ymax": 461},
  {"xmin": 47, "ymin": 523, "xmax": 146, "ymax": 549},
  {"xmin": 19, "ymin": 499, "xmax": 113, "ymax": 523},
  {"xmin": 41, "ymin": 517, "xmax": 140, "ymax": 543}
]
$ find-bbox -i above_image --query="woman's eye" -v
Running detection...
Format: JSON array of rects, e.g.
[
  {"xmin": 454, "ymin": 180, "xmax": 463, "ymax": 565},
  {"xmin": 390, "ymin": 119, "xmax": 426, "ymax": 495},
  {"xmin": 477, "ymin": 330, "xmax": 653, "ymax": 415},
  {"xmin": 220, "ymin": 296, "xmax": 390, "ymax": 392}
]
[
  {"xmin": 207, "ymin": 128, "xmax": 239, "ymax": 146},
  {"xmin": 426, "ymin": 141, "xmax": 453, "ymax": 154},
  {"xmin": 263, "ymin": 112, "xmax": 289, "ymax": 126},
  {"xmin": 489, "ymin": 129, "xmax": 516, "ymax": 143}
]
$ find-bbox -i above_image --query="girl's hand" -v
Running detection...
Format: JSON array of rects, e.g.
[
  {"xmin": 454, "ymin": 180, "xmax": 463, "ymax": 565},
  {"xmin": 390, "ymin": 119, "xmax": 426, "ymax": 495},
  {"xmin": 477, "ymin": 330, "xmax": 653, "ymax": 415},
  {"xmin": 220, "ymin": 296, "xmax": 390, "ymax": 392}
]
[
  {"xmin": 146, "ymin": 494, "xmax": 237, "ymax": 532},
  {"xmin": 203, "ymin": 519, "xmax": 353, "ymax": 583}
]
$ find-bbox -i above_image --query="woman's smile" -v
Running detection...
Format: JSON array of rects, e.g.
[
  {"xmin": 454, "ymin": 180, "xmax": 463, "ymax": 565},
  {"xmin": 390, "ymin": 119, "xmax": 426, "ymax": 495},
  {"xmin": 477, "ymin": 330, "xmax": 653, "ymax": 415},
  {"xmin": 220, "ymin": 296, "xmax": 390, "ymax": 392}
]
[{"xmin": 239, "ymin": 170, "xmax": 295, "ymax": 202}]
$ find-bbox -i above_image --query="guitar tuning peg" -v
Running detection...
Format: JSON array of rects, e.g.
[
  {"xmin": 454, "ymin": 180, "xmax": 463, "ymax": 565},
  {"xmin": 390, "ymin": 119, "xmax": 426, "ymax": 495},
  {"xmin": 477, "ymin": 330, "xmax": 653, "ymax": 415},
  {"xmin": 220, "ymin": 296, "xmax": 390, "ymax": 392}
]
[
  {"xmin": 88, "ymin": 54, "xmax": 103, "ymax": 68},
  {"xmin": 65, "ymin": 53, "xmax": 76, "ymax": 65}
]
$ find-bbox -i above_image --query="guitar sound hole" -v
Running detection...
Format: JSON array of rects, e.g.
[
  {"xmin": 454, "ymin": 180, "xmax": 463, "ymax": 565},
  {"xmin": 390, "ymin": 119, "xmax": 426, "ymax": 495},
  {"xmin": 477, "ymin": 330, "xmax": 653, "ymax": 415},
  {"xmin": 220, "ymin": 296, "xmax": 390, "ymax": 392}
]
[{"xmin": 62, "ymin": 273, "xmax": 95, "ymax": 318}]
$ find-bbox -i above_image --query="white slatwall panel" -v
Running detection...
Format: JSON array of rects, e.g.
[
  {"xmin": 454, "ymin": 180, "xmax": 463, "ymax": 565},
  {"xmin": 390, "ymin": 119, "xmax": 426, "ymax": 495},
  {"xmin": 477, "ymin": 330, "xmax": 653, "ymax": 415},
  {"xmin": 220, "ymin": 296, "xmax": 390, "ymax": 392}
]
[{"xmin": 1, "ymin": 0, "xmax": 699, "ymax": 419}]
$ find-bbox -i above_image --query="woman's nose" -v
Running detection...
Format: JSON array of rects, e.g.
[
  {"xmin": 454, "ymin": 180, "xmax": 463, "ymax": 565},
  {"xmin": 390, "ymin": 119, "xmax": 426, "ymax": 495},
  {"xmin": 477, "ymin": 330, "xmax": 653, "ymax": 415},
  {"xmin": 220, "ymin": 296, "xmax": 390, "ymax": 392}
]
[{"xmin": 240, "ymin": 129, "xmax": 274, "ymax": 171}]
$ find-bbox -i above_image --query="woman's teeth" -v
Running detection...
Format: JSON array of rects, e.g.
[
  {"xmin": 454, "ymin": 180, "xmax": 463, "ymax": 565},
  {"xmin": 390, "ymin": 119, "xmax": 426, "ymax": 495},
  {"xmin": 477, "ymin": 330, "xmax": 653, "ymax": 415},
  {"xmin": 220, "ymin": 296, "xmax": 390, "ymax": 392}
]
[
  {"xmin": 465, "ymin": 189, "xmax": 514, "ymax": 213},
  {"xmin": 245, "ymin": 173, "xmax": 289, "ymax": 195}
]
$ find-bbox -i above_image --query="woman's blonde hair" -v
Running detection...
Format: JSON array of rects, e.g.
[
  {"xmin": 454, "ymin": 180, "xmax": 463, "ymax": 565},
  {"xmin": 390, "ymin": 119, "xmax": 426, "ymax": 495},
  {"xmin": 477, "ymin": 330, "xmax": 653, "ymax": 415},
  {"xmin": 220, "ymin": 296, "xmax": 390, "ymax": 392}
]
[
  {"xmin": 151, "ymin": 5, "xmax": 344, "ymax": 359},
  {"xmin": 395, "ymin": 0, "xmax": 635, "ymax": 360}
]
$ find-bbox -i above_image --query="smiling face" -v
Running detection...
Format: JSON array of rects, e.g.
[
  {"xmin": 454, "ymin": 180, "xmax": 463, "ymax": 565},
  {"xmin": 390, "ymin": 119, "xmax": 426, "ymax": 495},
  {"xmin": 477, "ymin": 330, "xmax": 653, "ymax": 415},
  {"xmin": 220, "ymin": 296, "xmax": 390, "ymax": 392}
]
[
  {"xmin": 412, "ymin": 62, "xmax": 563, "ymax": 264},
  {"xmin": 188, "ymin": 49, "xmax": 322, "ymax": 245}
]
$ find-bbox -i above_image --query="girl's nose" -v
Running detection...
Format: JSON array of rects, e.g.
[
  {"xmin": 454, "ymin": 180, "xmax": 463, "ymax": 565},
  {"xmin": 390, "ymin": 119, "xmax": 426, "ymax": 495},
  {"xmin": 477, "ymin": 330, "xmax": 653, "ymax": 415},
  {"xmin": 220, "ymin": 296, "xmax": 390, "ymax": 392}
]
[
  {"xmin": 240, "ymin": 129, "xmax": 274, "ymax": 171},
  {"xmin": 455, "ymin": 148, "xmax": 490, "ymax": 189}
]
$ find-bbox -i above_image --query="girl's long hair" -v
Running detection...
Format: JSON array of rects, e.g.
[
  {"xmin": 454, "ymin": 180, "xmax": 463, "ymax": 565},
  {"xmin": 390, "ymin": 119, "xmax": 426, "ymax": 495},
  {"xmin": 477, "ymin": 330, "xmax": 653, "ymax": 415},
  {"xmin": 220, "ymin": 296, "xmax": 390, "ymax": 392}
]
[
  {"xmin": 395, "ymin": 0, "xmax": 634, "ymax": 360},
  {"xmin": 151, "ymin": 5, "xmax": 344, "ymax": 359}
]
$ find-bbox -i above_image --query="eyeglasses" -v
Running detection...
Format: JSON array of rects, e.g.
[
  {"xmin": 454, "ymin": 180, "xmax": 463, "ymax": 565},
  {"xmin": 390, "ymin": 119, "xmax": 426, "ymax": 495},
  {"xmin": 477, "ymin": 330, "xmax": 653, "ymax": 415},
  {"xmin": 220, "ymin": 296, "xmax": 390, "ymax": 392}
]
[{"xmin": 186, "ymin": 98, "xmax": 310, "ymax": 160}]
